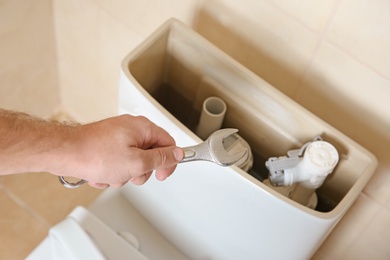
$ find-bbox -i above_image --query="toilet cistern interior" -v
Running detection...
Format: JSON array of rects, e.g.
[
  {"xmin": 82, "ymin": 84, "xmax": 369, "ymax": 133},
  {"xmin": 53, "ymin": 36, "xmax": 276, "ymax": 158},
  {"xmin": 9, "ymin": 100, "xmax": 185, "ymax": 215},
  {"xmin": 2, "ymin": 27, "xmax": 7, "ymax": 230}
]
[{"xmin": 118, "ymin": 18, "xmax": 377, "ymax": 259}]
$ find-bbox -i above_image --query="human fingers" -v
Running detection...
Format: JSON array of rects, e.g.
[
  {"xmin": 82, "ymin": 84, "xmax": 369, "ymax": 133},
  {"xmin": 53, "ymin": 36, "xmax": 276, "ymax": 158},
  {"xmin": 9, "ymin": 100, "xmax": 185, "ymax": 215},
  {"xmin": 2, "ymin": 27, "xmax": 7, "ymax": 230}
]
[
  {"xmin": 88, "ymin": 182, "xmax": 110, "ymax": 189},
  {"xmin": 130, "ymin": 171, "xmax": 153, "ymax": 185},
  {"xmin": 88, "ymin": 181, "xmax": 127, "ymax": 189},
  {"xmin": 136, "ymin": 146, "xmax": 183, "ymax": 175},
  {"xmin": 109, "ymin": 181, "xmax": 128, "ymax": 188},
  {"xmin": 155, "ymin": 165, "xmax": 177, "ymax": 181},
  {"xmin": 141, "ymin": 120, "xmax": 176, "ymax": 149}
]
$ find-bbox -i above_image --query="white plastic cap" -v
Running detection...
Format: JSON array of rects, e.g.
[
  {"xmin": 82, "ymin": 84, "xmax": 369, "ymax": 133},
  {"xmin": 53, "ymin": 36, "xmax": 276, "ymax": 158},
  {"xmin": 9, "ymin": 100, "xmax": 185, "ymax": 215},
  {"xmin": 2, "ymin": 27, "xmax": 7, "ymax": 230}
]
[
  {"xmin": 301, "ymin": 141, "xmax": 339, "ymax": 189},
  {"xmin": 223, "ymin": 133, "xmax": 253, "ymax": 172}
]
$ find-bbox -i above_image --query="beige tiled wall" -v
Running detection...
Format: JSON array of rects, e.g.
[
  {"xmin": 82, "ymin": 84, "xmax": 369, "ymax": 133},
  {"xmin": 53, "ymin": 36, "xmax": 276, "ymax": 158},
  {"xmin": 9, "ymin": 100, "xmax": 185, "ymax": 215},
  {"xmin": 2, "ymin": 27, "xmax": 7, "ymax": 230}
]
[
  {"xmin": 0, "ymin": 0, "xmax": 60, "ymax": 118},
  {"xmin": 194, "ymin": 0, "xmax": 390, "ymax": 159},
  {"xmin": 52, "ymin": 0, "xmax": 201, "ymax": 122},
  {"xmin": 1, "ymin": 0, "xmax": 389, "ymax": 259},
  {"xmin": 52, "ymin": 0, "xmax": 390, "ymax": 259}
]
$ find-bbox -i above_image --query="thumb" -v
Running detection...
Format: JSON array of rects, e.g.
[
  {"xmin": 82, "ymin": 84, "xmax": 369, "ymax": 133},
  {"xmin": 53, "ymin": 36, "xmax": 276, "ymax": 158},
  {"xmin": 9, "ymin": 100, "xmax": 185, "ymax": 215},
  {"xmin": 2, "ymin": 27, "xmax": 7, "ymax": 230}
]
[{"xmin": 142, "ymin": 146, "xmax": 183, "ymax": 172}]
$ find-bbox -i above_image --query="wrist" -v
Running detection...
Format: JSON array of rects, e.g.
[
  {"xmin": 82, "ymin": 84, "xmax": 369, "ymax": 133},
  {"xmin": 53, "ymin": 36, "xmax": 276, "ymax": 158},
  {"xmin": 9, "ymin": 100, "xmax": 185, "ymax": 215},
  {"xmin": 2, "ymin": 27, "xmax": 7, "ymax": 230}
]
[{"xmin": 34, "ymin": 123, "xmax": 83, "ymax": 177}]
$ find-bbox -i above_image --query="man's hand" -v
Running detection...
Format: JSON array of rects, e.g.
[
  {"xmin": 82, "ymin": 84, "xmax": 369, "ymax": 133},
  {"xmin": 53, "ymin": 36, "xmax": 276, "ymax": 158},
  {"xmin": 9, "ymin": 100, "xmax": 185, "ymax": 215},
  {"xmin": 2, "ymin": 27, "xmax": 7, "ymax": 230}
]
[
  {"xmin": 67, "ymin": 115, "xmax": 184, "ymax": 188},
  {"xmin": 0, "ymin": 110, "xmax": 184, "ymax": 189}
]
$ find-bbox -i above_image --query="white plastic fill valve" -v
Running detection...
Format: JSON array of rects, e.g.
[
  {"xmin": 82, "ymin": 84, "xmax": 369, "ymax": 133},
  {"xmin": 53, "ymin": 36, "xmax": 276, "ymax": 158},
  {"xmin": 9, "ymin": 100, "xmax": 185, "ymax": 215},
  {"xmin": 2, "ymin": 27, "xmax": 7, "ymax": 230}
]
[{"xmin": 284, "ymin": 141, "xmax": 339, "ymax": 189}]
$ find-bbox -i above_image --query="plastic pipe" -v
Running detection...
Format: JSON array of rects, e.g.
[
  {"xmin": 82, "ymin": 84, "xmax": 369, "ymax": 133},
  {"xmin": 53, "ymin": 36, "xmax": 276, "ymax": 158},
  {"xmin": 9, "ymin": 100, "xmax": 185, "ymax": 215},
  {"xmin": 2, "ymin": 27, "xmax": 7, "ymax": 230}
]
[{"xmin": 196, "ymin": 97, "xmax": 227, "ymax": 140}]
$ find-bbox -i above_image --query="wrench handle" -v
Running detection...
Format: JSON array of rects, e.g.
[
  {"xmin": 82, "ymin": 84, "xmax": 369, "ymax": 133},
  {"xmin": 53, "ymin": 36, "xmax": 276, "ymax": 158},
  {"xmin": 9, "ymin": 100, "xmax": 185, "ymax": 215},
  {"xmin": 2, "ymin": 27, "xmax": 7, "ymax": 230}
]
[{"xmin": 181, "ymin": 147, "xmax": 197, "ymax": 163}]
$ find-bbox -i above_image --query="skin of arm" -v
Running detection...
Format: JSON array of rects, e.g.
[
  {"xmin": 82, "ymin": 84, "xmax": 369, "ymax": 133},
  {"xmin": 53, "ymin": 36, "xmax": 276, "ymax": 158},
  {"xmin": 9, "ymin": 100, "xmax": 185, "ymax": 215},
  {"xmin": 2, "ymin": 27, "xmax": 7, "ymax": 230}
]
[{"xmin": 0, "ymin": 109, "xmax": 184, "ymax": 189}]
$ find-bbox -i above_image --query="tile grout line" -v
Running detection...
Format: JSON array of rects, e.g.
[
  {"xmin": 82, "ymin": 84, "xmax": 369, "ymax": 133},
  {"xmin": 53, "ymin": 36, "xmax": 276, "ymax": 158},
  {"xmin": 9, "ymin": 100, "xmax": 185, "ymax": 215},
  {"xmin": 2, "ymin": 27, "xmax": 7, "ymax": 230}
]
[
  {"xmin": 292, "ymin": 0, "xmax": 343, "ymax": 100},
  {"xmin": 362, "ymin": 189, "xmax": 390, "ymax": 212},
  {"xmin": 338, "ymin": 193, "xmax": 386, "ymax": 259},
  {"xmin": 263, "ymin": 0, "xmax": 319, "ymax": 35},
  {"xmin": 263, "ymin": 0, "xmax": 390, "ymax": 92},
  {"xmin": 317, "ymin": 193, "xmax": 382, "ymax": 259},
  {"xmin": 0, "ymin": 183, "xmax": 51, "ymax": 229},
  {"xmin": 97, "ymin": 1, "xmax": 147, "ymax": 39},
  {"xmin": 362, "ymin": 153, "xmax": 390, "ymax": 210},
  {"xmin": 324, "ymin": 38, "xmax": 390, "ymax": 82}
]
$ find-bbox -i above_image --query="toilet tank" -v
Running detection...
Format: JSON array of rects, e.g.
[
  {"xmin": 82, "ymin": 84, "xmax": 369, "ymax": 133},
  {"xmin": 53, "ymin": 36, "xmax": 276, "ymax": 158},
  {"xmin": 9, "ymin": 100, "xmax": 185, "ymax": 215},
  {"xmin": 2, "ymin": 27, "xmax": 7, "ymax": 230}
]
[{"xmin": 118, "ymin": 19, "xmax": 377, "ymax": 259}]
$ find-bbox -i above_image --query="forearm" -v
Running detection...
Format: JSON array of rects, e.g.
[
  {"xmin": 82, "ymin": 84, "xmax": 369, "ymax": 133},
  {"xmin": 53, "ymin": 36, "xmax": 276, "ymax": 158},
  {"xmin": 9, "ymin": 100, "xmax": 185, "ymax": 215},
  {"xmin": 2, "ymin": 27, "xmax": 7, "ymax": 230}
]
[
  {"xmin": 0, "ymin": 110, "xmax": 183, "ymax": 188},
  {"xmin": 0, "ymin": 109, "xmax": 78, "ymax": 175}
]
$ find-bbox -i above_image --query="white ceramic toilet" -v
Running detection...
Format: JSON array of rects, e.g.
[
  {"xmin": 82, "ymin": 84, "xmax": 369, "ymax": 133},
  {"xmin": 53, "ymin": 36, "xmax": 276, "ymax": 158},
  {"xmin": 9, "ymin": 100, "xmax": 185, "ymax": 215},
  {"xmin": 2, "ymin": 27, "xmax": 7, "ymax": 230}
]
[
  {"xmin": 28, "ymin": 19, "xmax": 377, "ymax": 260},
  {"xmin": 116, "ymin": 19, "xmax": 377, "ymax": 259}
]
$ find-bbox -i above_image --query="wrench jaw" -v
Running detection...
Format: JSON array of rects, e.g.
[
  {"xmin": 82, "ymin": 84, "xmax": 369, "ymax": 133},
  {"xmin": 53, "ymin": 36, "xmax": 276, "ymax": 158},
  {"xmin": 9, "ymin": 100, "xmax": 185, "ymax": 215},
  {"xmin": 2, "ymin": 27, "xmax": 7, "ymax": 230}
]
[
  {"xmin": 212, "ymin": 147, "xmax": 248, "ymax": 166},
  {"xmin": 180, "ymin": 128, "xmax": 248, "ymax": 166},
  {"xmin": 208, "ymin": 128, "xmax": 248, "ymax": 167}
]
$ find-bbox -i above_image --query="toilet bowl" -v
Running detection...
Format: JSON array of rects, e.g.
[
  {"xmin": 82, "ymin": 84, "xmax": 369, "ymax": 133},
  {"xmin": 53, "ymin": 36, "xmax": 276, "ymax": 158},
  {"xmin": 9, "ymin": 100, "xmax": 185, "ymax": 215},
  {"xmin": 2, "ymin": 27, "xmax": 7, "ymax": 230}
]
[{"xmin": 117, "ymin": 18, "xmax": 377, "ymax": 259}]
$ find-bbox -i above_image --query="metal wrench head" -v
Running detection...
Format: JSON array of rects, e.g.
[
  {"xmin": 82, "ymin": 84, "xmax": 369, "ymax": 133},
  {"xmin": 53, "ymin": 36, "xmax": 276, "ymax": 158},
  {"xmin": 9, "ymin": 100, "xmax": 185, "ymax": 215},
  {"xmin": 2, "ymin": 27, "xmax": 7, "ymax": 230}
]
[{"xmin": 207, "ymin": 128, "xmax": 248, "ymax": 166}]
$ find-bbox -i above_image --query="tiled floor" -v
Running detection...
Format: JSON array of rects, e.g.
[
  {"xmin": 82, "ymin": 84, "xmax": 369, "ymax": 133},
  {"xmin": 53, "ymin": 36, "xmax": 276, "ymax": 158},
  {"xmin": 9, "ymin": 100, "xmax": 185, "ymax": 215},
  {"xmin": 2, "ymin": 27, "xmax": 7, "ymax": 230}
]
[
  {"xmin": 0, "ymin": 112, "xmax": 102, "ymax": 259},
  {"xmin": 0, "ymin": 172, "xmax": 102, "ymax": 259}
]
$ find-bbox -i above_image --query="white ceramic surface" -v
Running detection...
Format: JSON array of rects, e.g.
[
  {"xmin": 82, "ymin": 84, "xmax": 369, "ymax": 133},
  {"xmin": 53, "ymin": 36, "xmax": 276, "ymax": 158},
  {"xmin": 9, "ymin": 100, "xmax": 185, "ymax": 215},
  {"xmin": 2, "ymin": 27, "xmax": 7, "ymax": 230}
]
[{"xmin": 118, "ymin": 19, "xmax": 377, "ymax": 259}]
